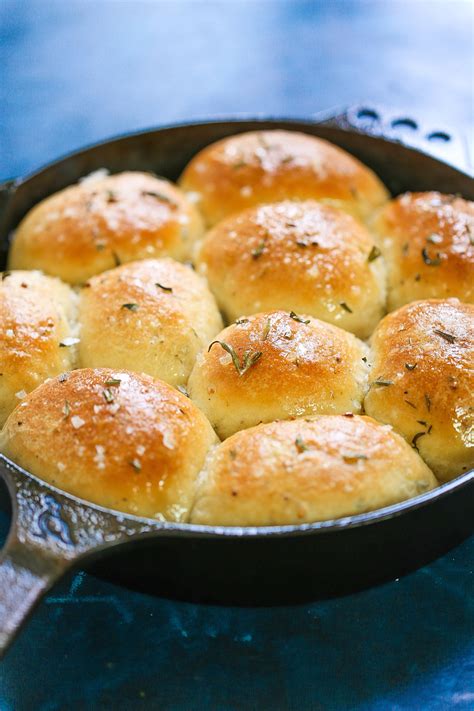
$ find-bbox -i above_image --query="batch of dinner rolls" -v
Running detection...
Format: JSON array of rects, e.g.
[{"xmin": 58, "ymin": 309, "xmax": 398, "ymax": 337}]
[{"xmin": 1, "ymin": 130, "xmax": 473, "ymax": 525}]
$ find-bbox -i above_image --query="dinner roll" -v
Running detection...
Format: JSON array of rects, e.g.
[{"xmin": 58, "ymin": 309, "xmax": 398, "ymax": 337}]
[
  {"xmin": 364, "ymin": 299, "xmax": 474, "ymax": 481},
  {"xmin": 79, "ymin": 258, "xmax": 222, "ymax": 386},
  {"xmin": 371, "ymin": 192, "xmax": 474, "ymax": 311},
  {"xmin": 9, "ymin": 171, "xmax": 204, "ymax": 284},
  {"xmin": 188, "ymin": 310, "xmax": 370, "ymax": 438},
  {"xmin": 78, "ymin": 258, "xmax": 223, "ymax": 388},
  {"xmin": 179, "ymin": 130, "xmax": 389, "ymax": 226},
  {"xmin": 0, "ymin": 270, "xmax": 78, "ymax": 426},
  {"xmin": 190, "ymin": 415, "xmax": 437, "ymax": 526},
  {"xmin": 0, "ymin": 368, "xmax": 218, "ymax": 520},
  {"xmin": 196, "ymin": 200, "xmax": 386, "ymax": 338}
]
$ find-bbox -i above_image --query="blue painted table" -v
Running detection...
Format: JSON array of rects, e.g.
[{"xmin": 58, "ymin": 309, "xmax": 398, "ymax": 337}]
[{"xmin": 0, "ymin": 2, "xmax": 473, "ymax": 709}]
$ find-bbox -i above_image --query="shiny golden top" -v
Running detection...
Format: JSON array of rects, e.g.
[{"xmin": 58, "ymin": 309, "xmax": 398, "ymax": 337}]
[
  {"xmin": 196, "ymin": 200, "xmax": 386, "ymax": 338},
  {"xmin": 372, "ymin": 192, "xmax": 474, "ymax": 310},
  {"xmin": 0, "ymin": 270, "xmax": 77, "ymax": 425},
  {"xmin": 1, "ymin": 368, "xmax": 218, "ymax": 520},
  {"xmin": 364, "ymin": 298, "xmax": 474, "ymax": 481},
  {"xmin": 9, "ymin": 171, "xmax": 204, "ymax": 284},
  {"xmin": 188, "ymin": 310, "xmax": 370, "ymax": 438},
  {"xmin": 78, "ymin": 258, "xmax": 223, "ymax": 387},
  {"xmin": 190, "ymin": 415, "xmax": 437, "ymax": 526},
  {"xmin": 179, "ymin": 130, "xmax": 389, "ymax": 226}
]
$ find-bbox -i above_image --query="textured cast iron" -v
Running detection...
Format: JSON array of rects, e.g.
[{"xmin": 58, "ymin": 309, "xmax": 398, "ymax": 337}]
[{"xmin": 0, "ymin": 107, "xmax": 472, "ymax": 656}]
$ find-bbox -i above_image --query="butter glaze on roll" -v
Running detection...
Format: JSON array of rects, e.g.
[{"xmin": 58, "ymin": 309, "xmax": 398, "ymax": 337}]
[
  {"xmin": 9, "ymin": 171, "xmax": 204, "ymax": 284},
  {"xmin": 0, "ymin": 270, "xmax": 78, "ymax": 426},
  {"xmin": 190, "ymin": 415, "xmax": 437, "ymax": 526},
  {"xmin": 196, "ymin": 200, "xmax": 386, "ymax": 338},
  {"xmin": 0, "ymin": 368, "xmax": 218, "ymax": 520},
  {"xmin": 364, "ymin": 299, "xmax": 474, "ymax": 481},
  {"xmin": 371, "ymin": 192, "xmax": 474, "ymax": 311},
  {"xmin": 188, "ymin": 310, "xmax": 370, "ymax": 438},
  {"xmin": 78, "ymin": 258, "xmax": 223, "ymax": 387},
  {"xmin": 179, "ymin": 130, "xmax": 389, "ymax": 226}
]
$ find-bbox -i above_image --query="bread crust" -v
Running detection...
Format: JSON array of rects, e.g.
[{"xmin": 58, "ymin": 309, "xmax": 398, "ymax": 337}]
[
  {"xmin": 0, "ymin": 368, "xmax": 218, "ymax": 520},
  {"xmin": 9, "ymin": 172, "xmax": 204, "ymax": 284},
  {"xmin": 179, "ymin": 130, "xmax": 389, "ymax": 226},
  {"xmin": 190, "ymin": 415, "xmax": 437, "ymax": 526},
  {"xmin": 364, "ymin": 298, "xmax": 474, "ymax": 481}
]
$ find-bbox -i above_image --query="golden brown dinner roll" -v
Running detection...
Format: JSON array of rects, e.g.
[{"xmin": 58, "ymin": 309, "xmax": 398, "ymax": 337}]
[
  {"xmin": 78, "ymin": 258, "xmax": 223, "ymax": 388},
  {"xmin": 371, "ymin": 192, "xmax": 474, "ymax": 311},
  {"xmin": 189, "ymin": 415, "xmax": 437, "ymax": 526},
  {"xmin": 188, "ymin": 310, "xmax": 370, "ymax": 438},
  {"xmin": 0, "ymin": 368, "xmax": 218, "ymax": 520},
  {"xmin": 0, "ymin": 270, "xmax": 78, "ymax": 426},
  {"xmin": 9, "ymin": 171, "xmax": 204, "ymax": 284},
  {"xmin": 364, "ymin": 298, "xmax": 474, "ymax": 481},
  {"xmin": 196, "ymin": 200, "xmax": 386, "ymax": 338},
  {"xmin": 179, "ymin": 130, "xmax": 389, "ymax": 226}
]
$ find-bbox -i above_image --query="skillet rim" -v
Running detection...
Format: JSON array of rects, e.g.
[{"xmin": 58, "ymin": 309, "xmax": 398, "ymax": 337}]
[{"xmin": 0, "ymin": 114, "xmax": 473, "ymax": 540}]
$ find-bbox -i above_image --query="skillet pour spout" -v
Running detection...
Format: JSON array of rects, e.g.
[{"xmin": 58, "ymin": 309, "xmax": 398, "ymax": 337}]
[{"xmin": 0, "ymin": 107, "xmax": 472, "ymax": 657}]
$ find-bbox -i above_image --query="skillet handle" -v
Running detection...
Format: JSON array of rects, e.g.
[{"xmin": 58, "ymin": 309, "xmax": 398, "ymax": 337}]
[
  {"xmin": 314, "ymin": 104, "xmax": 471, "ymax": 173},
  {"xmin": 0, "ymin": 456, "xmax": 155, "ymax": 656},
  {"xmin": 0, "ymin": 537, "xmax": 70, "ymax": 655}
]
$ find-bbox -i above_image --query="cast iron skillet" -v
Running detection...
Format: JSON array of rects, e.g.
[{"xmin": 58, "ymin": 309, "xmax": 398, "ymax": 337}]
[{"xmin": 0, "ymin": 107, "xmax": 472, "ymax": 656}]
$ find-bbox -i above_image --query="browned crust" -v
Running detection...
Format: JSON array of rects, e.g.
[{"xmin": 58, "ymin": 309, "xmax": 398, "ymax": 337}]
[
  {"xmin": 179, "ymin": 130, "xmax": 389, "ymax": 226},
  {"xmin": 1, "ymin": 368, "xmax": 218, "ymax": 520},
  {"xmin": 372, "ymin": 192, "xmax": 474, "ymax": 310},
  {"xmin": 190, "ymin": 415, "xmax": 437, "ymax": 526},
  {"xmin": 364, "ymin": 298, "xmax": 474, "ymax": 480},
  {"xmin": 9, "ymin": 172, "xmax": 204, "ymax": 284}
]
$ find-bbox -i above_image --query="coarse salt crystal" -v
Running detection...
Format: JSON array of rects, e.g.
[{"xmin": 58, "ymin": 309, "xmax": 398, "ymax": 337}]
[
  {"xmin": 15, "ymin": 390, "xmax": 27, "ymax": 399},
  {"xmin": 71, "ymin": 415, "xmax": 85, "ymax": 429}
]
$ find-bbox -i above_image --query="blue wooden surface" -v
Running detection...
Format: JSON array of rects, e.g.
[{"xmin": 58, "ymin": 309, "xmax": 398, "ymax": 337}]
[{"xmin": 0, "ymin": 1, "xmax": 473, "ymax": 709}]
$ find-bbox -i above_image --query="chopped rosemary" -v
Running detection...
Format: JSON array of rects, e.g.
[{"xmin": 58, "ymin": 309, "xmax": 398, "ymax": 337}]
[
  {"xmin": 104, "ymin": 378, "xmax": 121, "ymax": 387},
  {"xmin": 433, "ymin": 329, "xmax": 456, "ymax": 344},
  {"xmin": 340, "ymin": 302, "xmax": 353, "ymax": 313},
  {"xmin": 412, "ymin": 431, "xmax": 427, "ymax": 451},
  {"xmin": 177, "ymin": 385, "xmax": 189, "ymax": 397},
  {"xmin": 232, "ymin": 161, "xmax": 247, "ymax": 170},
  {"xmin": 235, "ymin": 318, "xmax": 249, "ymax": 325},
  {"xmin": 1, "ymin": 271, "xmax": 11, "ymax": 280},
  {"xmin": 112, "ymin": 251, "xmax": 121, "ymax": 266},
  {"xmin": 296, "ymin": 239, "xmax": 319, "ymax": 248},
  {"xmin": 106, "ymin": 190, "xmax": 118, "ymax": 203},
  {"xmin": 404, "ymin": 400, "xmax": 417, "ymax": 409},
  {"xmin": 251, "ymin": 239, "xmax": 267, "ymax": 259},
  {"xmin": 129, "ymin": 458, "xmax": 142, "ymax": 472},
  {"xmin": 402, "ymin": 243, "xmax": 409, "ymax": 255},
  {"xmin": 63, "ymin": 401, "xmax": 70, "ymax": 418},
  {"xmin": 289, "ymin": 311, "xmax": 310, "ymax": 324},
  {"xmin": 295, "ymin": 436, "xmax": 308, "ymax": 453},
  {"xmin": 368, "ymin": 245, "xmax": 382, "ymax": 262},
  {"xmin": 121, "ymin": 303, "xmax": 139, "ymax": 311},
  {"xmin": 141, "ymin": 190, "xmax": 175, "ymax": 204},
  {"xmin": 425, "ymin": 393, "xmax": 431, "ymax": 411},
  {"xmin": 342, "ymin": 453, "xmax": 368, "ymax": 463},
  {"xmin": 421, "ymin": 248, "xmax": 441, "ymax": 266},
  {"xmin": 372, "ymin": 378, "xmax": 393, "ymax": 387},
  {"xmin": 58, "ymin": 373, "xmax": 69, "ymax": 383},
  {"xmin": 103, "ymin": 388, "xmax": 114, "ymax": 403},
  {"xmin": 405, "ymin": 363, "xmax": 417, "ymax": 371},
  {"xmin": 208, "ymin": 340, "xmax": 262, "ymax": 376},
  {"xmin": 262, "ymin": 319, "xmax": 271, "ymax": 341},
  {"xmin": 155, "ymin": 283, "xmax": 173, "ymax": 292}
]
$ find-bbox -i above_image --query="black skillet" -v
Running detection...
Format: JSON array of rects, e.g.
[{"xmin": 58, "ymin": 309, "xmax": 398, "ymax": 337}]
[{"xmin": 0, "ymin": 106, "xmax": 472, "ymax": 656}]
